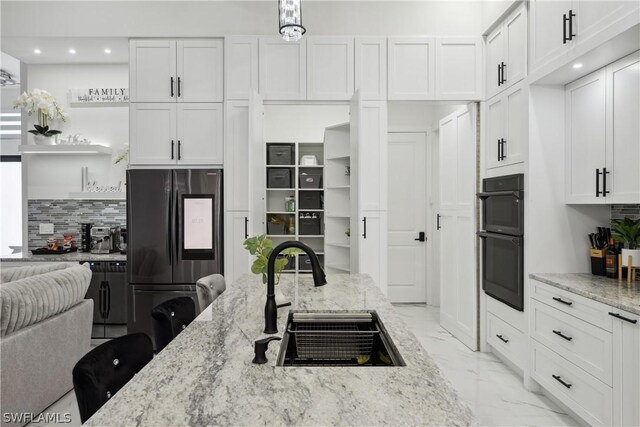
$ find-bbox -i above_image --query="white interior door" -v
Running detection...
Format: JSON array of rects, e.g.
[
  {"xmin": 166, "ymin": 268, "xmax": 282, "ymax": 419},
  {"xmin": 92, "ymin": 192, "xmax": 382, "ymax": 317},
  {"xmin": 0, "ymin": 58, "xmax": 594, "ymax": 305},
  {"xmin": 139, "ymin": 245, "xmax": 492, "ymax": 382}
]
[
  {"xmin": 387, "ymin": 132, "xmax": 427, "ymax": 303},
  {"xmin": 438, "ymin": 103, "xmax": 478, "ymax": 351}
]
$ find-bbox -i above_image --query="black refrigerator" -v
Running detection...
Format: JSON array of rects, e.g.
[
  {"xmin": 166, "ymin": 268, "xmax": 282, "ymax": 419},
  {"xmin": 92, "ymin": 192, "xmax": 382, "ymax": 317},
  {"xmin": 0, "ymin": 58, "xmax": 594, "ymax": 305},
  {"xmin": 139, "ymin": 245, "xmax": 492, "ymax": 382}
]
[{"xmin": 126, "ymin": 169, "xmax": 223, "ymax": 347}]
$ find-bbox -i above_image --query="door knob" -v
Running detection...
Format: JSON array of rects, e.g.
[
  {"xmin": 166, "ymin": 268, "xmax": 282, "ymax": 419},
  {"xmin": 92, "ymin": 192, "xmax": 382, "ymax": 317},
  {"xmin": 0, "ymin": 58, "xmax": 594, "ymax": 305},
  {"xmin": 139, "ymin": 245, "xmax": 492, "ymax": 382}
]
[{"xmin": 415, "ymin": 232, "xmax": 426, "ymax": 242}]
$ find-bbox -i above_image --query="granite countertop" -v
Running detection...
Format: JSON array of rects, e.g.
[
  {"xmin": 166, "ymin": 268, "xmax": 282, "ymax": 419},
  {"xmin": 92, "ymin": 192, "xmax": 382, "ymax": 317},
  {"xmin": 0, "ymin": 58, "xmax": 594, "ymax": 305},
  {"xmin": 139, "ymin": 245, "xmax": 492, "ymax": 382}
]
[
  {"xmin": 530, "ymin": 273, "xmax": 640, "ymax": 316},
  {"xmin": 86, "ymin": 274, "xmax": 473, "ymax": 426},
  {"xmin": 0, "ymin": 252, "xmax": 126, "ymax": 263}
]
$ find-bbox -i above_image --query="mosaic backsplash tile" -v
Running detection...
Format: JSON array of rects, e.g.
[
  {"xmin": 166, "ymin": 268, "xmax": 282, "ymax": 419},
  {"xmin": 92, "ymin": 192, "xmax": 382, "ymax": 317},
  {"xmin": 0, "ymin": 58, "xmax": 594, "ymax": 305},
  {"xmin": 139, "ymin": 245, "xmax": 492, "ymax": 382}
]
[
  {"xmin": 611, "ymin": 204, "xmax": 640, "ymax": 222},
  {"xmin": 28, "ymin": 199, "xmax": 126, "ymax": 249}
]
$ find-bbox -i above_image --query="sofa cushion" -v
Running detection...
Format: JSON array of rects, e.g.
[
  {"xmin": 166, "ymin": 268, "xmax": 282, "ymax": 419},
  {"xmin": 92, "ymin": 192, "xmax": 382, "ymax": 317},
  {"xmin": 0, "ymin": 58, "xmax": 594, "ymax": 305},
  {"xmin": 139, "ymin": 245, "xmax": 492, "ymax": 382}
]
[
  {"xmin": 0, "ymin": 262, "xmax": 70, "ymax": 284},
  {"xmin": 0, "ymin": 263, "xmax": 92, "ymax": 337}
]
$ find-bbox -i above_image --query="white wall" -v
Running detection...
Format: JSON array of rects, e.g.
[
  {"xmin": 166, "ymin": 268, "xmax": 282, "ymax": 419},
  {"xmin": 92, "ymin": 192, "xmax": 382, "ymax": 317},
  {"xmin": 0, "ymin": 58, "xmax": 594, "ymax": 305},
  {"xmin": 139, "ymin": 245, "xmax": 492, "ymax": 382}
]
[
  {"xmin": 1, "ymin": 1, "xmax": 484, "ymax": 38},
  {"xmin": 25, "ymin": 63, "xmax": 128, "ymax": 199}
]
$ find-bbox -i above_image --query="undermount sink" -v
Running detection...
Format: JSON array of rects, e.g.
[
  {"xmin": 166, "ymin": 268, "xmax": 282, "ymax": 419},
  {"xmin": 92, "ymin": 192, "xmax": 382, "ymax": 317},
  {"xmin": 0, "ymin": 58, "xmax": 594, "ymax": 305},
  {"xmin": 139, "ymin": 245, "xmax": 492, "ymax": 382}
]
[{"xmin": 276, "ymin": 310, "xmax": 406, "ymax": 367}]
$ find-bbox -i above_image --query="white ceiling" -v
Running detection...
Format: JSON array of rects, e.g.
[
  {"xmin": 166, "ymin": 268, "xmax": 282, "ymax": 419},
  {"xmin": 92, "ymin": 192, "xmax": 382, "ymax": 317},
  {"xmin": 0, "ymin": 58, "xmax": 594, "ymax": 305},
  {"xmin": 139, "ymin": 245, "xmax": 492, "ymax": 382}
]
[{"xmin": 1, "ymin": 37, "xmax": 129, "ymax": 65}]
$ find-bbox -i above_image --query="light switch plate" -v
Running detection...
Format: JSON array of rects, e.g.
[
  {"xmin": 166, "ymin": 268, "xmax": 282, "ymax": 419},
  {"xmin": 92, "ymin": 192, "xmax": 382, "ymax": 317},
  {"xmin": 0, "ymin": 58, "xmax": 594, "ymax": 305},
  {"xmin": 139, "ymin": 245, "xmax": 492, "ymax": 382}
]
[{"xmin": 39, "ymin": 223, "xmax": 54, "ymax": 235}]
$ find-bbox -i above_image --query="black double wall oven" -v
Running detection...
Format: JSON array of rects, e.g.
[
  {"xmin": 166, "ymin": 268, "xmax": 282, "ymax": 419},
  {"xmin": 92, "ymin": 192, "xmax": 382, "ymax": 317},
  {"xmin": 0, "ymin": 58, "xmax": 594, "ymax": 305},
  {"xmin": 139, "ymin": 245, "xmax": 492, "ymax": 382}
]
[{"xmin": 478, "ymin": 174, "xmax": 524, "ymax": 311}]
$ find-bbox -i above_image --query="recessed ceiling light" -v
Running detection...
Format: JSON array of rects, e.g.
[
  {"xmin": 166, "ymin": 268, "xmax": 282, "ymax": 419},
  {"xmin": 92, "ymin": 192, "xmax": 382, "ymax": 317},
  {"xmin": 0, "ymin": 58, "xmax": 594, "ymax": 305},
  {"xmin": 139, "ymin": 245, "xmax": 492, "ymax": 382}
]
[
  {"xmin": 68, "ymin": 48, "xmax": 76, "ymax": 55},
  {"xmin": 573, "ymin": 63, "xmax": 583, "ymax": 69},
  {"xmin": 104, "ymin": 48, "xmax": 111, "ymax": 54},
  {"xmin": 33, "ymin": 49, "xmax": 41, "ymax": 55}
]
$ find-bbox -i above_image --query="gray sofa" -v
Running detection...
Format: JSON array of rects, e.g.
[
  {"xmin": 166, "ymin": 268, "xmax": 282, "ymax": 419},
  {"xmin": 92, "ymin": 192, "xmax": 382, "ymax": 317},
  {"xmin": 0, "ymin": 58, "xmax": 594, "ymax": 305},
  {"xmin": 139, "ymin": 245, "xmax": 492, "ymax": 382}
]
[{"xmin": 0, "ymin": 263, "xmax": 93, "ymax": 427}]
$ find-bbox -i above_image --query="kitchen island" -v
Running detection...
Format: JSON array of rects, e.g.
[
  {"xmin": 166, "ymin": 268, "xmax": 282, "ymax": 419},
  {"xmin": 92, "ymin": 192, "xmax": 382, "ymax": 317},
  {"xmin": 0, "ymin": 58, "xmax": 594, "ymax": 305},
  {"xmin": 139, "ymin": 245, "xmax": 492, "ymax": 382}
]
[{"xmin": 86, "ymin": 274, "xmax": 473, "ymax": 426}]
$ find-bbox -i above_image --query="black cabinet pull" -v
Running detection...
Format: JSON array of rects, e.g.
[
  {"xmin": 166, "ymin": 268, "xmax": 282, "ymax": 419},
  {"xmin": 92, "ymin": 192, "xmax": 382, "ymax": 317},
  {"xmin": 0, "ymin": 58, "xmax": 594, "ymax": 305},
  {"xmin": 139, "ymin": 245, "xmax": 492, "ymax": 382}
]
[
  {"xmin": 244, "ymin": 217, "xmax": 249, "ymax": 239},
  {"xmin": 170, "ymin": 77, "xmax": 174, "ymax": 97},
  {"xmin": 595, "ymin": 169, "xmax": 602, "ymax": 197},
  {"xmin": 171, "ymin": 140, "xmax": 175, "ymax": 160},
  {"xmin": 496, "ymin": 334, "xmax": 509, "ymax": 343},
  {"xmin": 609, "ymin": 312, "xmax": 638, "ymax": 324},
  {"xmin": 177, "ymin": 77, "xmax": 182, "ymax": 97},
  {"xmin": 437, "ymin": 214, "xmax": 441, "ymax": 230},
  {"xmin": 498, "ymin": 64, "xmax": 502, "ymax": 86},
  {"xmin": 563, "ymin": 13, "xmax": 569, "ymax": 44},
  {"xmin": 568, "ymin": 10, "xmax": 576, "ymax": 40},
  {"xmin": 362, "ymin": 217, "xmax": 367, "ymax": 239},
  {"xmin": 553, "ymin": 330, "xmax": 573, "ymax": 341},
  {"xmin": 178, "ymin": 140, "xmax": 182, "ymax": 160},
  {"xmin": 105, "ymin": 281, "xmax": 111, "ymax": 319},
  {"xmin": 552, "ymin": 374, "xmax": 572, "ymax": 389},
  {"xmin": 497, "ymin": 139, "xmax": 502, "ymax": 161},
  {"xmin": 500, "ymin": 138, "xmax": 507, "ymax": 161},
  {"xmin": 603, "ymin": 168, "xmax": 610, "ymax": 197},
  {"xmin": 552, "ymin": 296, "xmax": 573, "ymax": 306},
  {"xmin": 500, "ymin": 62, "xmax": 506, "ymax": 85}
]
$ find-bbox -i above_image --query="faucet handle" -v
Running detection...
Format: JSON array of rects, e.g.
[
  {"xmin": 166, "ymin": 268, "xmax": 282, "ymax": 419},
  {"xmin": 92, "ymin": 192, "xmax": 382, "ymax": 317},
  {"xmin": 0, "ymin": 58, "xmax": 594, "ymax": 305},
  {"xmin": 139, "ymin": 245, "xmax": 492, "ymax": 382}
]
[{"xmin": 252, "ymin": 336, "xmax": 282, "ymax": 364}]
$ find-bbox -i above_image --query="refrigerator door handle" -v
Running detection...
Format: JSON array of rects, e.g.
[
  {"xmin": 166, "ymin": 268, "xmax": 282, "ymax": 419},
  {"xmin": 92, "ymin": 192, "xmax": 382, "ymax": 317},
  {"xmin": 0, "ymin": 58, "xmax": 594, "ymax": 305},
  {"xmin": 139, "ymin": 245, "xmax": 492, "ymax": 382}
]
[{"xmin": 105, "ymin": 281, "xmax": 111, "ymax": 319}]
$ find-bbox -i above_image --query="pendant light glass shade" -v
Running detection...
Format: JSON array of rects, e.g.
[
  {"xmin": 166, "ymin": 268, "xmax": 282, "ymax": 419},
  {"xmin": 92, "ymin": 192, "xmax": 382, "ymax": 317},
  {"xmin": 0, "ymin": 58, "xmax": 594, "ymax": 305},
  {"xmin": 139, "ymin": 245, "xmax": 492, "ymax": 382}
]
[{"xmin": 279, "ymin": 0, "xmax": 306, "ymax": 42}]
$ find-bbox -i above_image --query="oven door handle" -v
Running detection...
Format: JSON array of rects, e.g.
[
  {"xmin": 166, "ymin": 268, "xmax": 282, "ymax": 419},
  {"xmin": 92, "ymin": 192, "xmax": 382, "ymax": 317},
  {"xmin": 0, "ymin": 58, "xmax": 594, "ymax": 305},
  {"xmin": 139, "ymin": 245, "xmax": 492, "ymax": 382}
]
[{"xmin": 477, "ymin": 190, "xmax": 522, "ymax": 200}]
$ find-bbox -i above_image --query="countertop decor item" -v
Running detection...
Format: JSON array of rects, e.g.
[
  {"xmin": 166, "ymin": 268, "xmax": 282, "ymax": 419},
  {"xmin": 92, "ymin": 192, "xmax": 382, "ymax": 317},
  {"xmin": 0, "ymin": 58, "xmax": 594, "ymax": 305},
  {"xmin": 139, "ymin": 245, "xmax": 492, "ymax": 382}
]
[
  {"xmin": 612, "ymin": 217, "xmax": 640, "ymax": 268},
  {"xmin": 14, "ymin": 89, "xmax": 67, "ymax": 145},
  {"xmin": 278, "ymin": 0, "xmax": 306, "ymax": 42},
  {"xmin": 243, "ymin": 235, "xmax": 300, "ymax": 285}
]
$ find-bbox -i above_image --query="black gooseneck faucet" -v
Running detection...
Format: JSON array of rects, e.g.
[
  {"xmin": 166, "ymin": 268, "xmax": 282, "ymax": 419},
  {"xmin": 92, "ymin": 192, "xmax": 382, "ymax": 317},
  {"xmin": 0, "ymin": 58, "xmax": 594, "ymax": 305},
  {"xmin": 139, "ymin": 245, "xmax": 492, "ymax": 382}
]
[{"xmin": 264, "ymin": 241, "xmax": 327, "ymax": 334}]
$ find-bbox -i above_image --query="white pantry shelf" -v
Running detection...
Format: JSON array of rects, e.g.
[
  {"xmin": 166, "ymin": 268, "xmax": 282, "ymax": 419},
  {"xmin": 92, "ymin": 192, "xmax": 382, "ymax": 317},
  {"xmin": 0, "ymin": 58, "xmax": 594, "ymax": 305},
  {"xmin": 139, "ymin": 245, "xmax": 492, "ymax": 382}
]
[{"xmin": 19, "ymin": 144, "xmax": 112, "ymax": 155}]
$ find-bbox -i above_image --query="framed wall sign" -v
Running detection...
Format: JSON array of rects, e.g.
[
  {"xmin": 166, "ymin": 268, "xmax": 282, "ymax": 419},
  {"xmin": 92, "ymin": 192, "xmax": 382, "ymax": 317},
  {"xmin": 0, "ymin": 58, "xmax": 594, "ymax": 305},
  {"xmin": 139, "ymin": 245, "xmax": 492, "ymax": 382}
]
[{"xmin": 68, "ymin": 88, "xmax": 129, "ymax": 105}]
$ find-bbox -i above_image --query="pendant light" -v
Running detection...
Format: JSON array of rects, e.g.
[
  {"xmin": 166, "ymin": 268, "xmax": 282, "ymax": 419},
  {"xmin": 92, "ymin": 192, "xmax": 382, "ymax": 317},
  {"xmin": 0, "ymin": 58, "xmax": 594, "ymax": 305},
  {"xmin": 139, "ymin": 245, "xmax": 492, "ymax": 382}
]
[{"xmin": 279, "ymin": 0, "xmax": 306, "ymax": 42}]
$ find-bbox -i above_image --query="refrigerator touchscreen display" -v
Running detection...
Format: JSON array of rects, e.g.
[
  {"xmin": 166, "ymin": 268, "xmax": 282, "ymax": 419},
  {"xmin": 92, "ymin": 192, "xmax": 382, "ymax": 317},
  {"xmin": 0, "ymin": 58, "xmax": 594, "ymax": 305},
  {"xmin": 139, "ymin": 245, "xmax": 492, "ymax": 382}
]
[{"xmin": 183, "ymin": 195, "xmax": 215, "ymax": 259}]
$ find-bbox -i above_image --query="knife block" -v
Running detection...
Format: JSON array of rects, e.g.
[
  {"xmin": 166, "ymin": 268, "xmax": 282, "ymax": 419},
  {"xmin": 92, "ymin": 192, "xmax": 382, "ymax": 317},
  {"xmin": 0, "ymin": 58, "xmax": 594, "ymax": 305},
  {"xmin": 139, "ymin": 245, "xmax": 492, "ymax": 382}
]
[{"xmin": 590, "ymin": 249, "xmax": 607, "ymax": 277}]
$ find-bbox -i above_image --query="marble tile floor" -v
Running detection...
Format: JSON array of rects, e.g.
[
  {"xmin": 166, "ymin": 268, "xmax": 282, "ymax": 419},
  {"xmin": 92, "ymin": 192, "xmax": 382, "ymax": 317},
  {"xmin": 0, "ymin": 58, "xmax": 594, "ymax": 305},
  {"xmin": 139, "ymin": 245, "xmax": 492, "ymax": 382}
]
[
  {"xmin": 393, "ymin": 303, "xmax": 581, "ymax": 427},
  {"xmin": 31, "ymin": 306, "xmax": 580, "ymax": 427}
]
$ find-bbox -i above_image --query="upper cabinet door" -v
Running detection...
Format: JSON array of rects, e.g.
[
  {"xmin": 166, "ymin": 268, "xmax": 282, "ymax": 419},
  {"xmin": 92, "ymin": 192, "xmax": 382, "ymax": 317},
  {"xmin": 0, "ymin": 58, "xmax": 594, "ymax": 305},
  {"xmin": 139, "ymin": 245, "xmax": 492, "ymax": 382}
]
[
  {"xmin": 307, "ymin": 37, "xmax": 354, "ymax": 101},
  {"xmin": 129, "ymin": 40, "xmax": 177, "ymax": 103},
  {"xmin": 504, "ymin": 4, "xmax": 527, "ymax": 88},
  {"xmin": 176, "ymin": 39, "xmax": 223, "ymax": 103},
  {"xmin": 485, "ymin": 94, "xmax": 505, "ymax": 170},
  {"xmin": 224, "ymin": 36, "xmax": 258, "ymax": 100},
  {"xmin": 529, "ymin": 0, "xmax": 572, "ymax": 75},
  {"xmin": 435, "ymin": 37, "xmax": 482, "ymax": 100},
  {"xmin": 355, "ymin": 37, "xmax": 387, "ymax": 100},
  {"xmin": 606, "ymin": 52, "xmax": 640, "ymax": 204},
  {"xmin": 485, "ymin": 26, "xmax": 505, "ymax": 99},
  {"xmin": 176, "ymin": 103, "xmax": 223, "ymax": 165},
  {"xmin": 503, "ymin": 82, "xmax": 527, "ymax": 167},
  {"xmin": 387, "ymin": 37, "xmax": 436, "ymax": 100},
  {"xmin": 575, "ymin": 1, "xmax": 639, "ymax": 48},
  {"xmin": 565, "ymin": 69, "xmax": 607, "ymax": 204},
  {"xmin": 259, "ymin": 37, "xmax": 306, "ymax": 100},
  {"xmin": 130, "ymin": 103, "xmax": 177, "ymax": 165}
]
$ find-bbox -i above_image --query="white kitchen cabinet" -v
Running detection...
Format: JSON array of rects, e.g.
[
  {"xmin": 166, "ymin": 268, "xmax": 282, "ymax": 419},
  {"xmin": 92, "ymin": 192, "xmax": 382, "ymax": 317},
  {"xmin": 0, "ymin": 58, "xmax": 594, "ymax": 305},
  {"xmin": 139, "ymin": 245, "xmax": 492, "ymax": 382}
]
[
  {"xmin": 177, "ymin": 39, "xmax": 223, "ymax": 102},
  {"xmin": 565, "ymin": 51, "xmax": 640, "ymax": 204},
  {"xmin": 224, "ymin": 37, "xmax": 258, "ymax": 101},
  {"xmin": 129, "ymin": 40, "xmax": 177, "ymax": 103},
  {"xmin": 435, "ymin": 37, "xmax": 482, "ymax": 100},
  {"xmin": 224, "ymin": 101, "xmax": 250, "ymax": 211},
  {"xmin": 176, "ymin": 103, "xmax": 223, "ymax": 165},
  {"xmin": 486, "ymin": 81, "xmax": 527, "ymax": 170},
  {"xmin": 259, "ymin": 37, "xmax": 306, "ymax": 100},
  {"xmin": 486, "ymin": 4, "xmax": 526, "ymax": 99},
  {"xmin": 575, "ymin": 1, "xmax": 639, "ymax": 49},
  {"xmin": 611, "ymin": 309, "xmax": 640, "ymax": 427},
  {"xmin": 307, "ymin": 37, "xmax": 354, "ymax": 101},
  {"xmin": 529, "ymin": 0, "xmax": 572, "ymax": 75},
  {"xmin": 387, "ymin": 37, "xmax": 436, "ymax": 100},
  {"xmin": 129, "ymin": 103, "xmax": 177, "ymax": 165},
  {"xmin": 224, "ymin": 211, "xmax": 251, "ymax": 285},
  {"xmin": 606, "ymin": 52, "xmax": 640, "ymax": 204},
  {"xmin": 355, "ymin": 37, "xmax": 387, "ymax": 100}
]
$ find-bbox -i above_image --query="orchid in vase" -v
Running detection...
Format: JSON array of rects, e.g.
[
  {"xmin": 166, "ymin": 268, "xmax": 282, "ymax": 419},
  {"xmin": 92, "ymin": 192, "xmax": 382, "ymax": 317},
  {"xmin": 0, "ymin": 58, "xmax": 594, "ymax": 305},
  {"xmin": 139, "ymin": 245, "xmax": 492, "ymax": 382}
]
[{"xmin": 14, "ymin": 89, "xmax": 68, "ymax": 143}]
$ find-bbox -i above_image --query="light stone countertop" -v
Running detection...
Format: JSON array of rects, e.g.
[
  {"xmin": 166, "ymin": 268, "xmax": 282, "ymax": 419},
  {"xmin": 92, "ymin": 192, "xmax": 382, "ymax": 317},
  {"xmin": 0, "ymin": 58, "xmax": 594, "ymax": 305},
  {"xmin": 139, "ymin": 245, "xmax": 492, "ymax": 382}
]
[
  {"xmin": 86, "ymin": 274, "xmax": 473, "ymax": 426},
  {"xmin": 530, "ymin": 273, "xmax": 640, "ymax": 316},
  {"xmin": 0, "ymin": 252, "xmax": 126, "ymax": 263}
]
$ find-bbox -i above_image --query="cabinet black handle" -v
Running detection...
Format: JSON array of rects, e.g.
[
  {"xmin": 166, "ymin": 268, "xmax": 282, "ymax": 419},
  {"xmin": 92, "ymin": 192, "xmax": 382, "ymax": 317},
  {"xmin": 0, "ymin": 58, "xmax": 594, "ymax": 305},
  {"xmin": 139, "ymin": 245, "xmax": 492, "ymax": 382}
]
[
  {"xmin": 596, "ymin": 169, "xmax": 602, "ymax": 197},
  {"xmin": 500, "ymin": 62, "xmax": 506, "ymax": 85},
  {"xmin": 178, "ymin": 77, "xmax": 182, "ymax": 97},
  {"xmin": 170, "ymin": 77, "xmax": 174, "ymax": 97},
  {"xmin": 362, "ymin": 217, "xmax": 367, "ymax": 239},
  {"xmin": 178, "ymin": 140, "xmax": 182, "ymax": 160},
  {"xmin": 105, "ymin": 281, "xmax": 111, "ymax": 319},
  {"xmin": 500, "ymin": 138, "xmax": 507, "ymax": 161},
  {"xmin": 609, "ymin": 312, "xmax": 638, "ymax": 324},
  {"xmin": 244, "ymin": 217, "xmax": 249, "ymax": 239},
  {"xmin": 568, "ymin": 10, "xmax": 576, "ymax": 40},
  {"xmin": 171, "ymin": 140, "xmax": 175, "ymax": 160},
  {"xmin": 553, "ymin": 330, "xmax": 573, "ymax": 341},
  {"xmin": 496, "ymin": 334, "xmax": 509, "ymax": 343},
  {"xmin": 498, "ymin": 63, "xmax": 502, "ymax": 87},
  {"xmin": 563, "ymin": 13, "xmax": 569, "ymax": 44},
  {"xmin": 603, "ymin": 167, "xmax": 610, "ymax": 197},
  {"xmin": 437, "ymin": 214, "xmax": 441, "ymax": 230},
  {"xmin": 552, "ymin": 374, "xmax": 572, "ymax": 389},
  {"xmin": 552, "ymin": 296, "xmax": 573, "ymax": 306}
]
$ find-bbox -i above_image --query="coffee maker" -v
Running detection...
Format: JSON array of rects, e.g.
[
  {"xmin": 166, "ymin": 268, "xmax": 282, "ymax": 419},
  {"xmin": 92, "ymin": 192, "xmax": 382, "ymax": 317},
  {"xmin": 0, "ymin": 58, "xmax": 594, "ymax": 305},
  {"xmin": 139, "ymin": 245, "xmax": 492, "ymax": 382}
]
[{"xmin": 91, "ymin": 227, "xmax": 121, "ymax": 254}]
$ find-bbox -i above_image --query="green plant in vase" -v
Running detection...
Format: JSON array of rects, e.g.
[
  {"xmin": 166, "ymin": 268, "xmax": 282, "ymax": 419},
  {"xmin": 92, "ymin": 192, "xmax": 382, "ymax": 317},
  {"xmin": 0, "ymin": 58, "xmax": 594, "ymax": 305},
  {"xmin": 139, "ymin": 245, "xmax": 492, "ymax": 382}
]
[
  {"xmin": 243, "ymin": 235, "xmax": 301, "ymax": 284},
  {"xmin": 612, "ymin": 217, "xmax": 640, "ymax": 268}
]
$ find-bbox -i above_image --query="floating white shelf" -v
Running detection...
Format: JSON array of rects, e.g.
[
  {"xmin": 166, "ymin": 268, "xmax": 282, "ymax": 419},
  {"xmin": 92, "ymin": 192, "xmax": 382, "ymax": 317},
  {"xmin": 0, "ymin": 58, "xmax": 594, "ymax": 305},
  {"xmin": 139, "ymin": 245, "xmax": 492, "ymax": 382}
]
[
  {"xmin": 267, "ymin": 188, "xmax": 295, "ymax": 191},
  {"xmin": 266, "ymin": 211, "xmax": 294, "ymax": 215},
  {"xmin": 326, "ymin": 185, "xmax": 350, "ymax": 190},
  {"xmin": 68, "ymin": 192, "xmax": 126, "ymax": 200},
  {"xmin": 19, "ymin": 144, "xmax": 112, "ymax": 155},
  {"xmin": 298, "ymin": 188, "xmax": 324, "ymax": 191},
  {"xmin": 298, "ymin": 165, "xmax": 324, "ymax": 168},
  {"xmin": 299, "ymin": 208, "xmax": 324, "ymax": 212},
  {"xmin": 299, "ymin": 235, "xmax": 325, "ymax": 238}
]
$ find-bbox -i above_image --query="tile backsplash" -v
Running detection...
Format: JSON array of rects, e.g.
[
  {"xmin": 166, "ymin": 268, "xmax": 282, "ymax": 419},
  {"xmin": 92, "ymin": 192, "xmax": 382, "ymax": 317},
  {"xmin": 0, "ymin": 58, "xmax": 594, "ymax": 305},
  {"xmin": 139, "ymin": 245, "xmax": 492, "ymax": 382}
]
[
  {"xmin": 28, "ymin": 199, "xmax": 126, "ymax": 249},
  {"xmin": 611, "ymin": 204, "xmax": 640, "ymax": 222}
]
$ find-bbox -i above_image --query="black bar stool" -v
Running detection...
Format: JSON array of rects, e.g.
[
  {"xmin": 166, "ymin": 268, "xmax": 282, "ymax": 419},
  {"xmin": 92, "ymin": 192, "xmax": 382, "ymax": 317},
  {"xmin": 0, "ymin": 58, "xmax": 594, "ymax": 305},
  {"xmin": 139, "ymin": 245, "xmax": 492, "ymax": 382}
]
[
  {"xmin": 151, "ymin": 297, "xmax": 196, "ymax": 352},
  {"xmin": 72, "ymin": 333, "xmax": 153, "ymax": 423}
]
